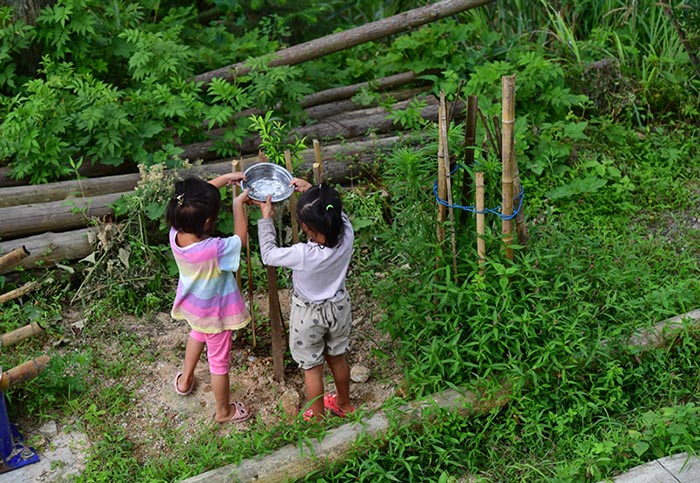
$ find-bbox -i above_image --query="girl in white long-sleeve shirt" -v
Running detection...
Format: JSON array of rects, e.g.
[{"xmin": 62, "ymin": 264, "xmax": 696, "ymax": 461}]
[{"xmin": 256, "ymin": 178, "xmax": 356, "ymax": 421}]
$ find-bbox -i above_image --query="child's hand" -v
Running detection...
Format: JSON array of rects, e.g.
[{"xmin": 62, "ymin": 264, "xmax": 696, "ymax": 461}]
[
  {"xmin": 234, "ymin": 188, "xmax": 250, "ymax": 205},
  {"xmin": 291, "ymin": 178, "xmax": 312, "ymax": 193},
  {"xmin": 259, "ymin": 195, "xmax": 273, "ymax": 218},
  {"xmin": 227, "ymin": 172, "xmax": 246, "ymax": 186}
]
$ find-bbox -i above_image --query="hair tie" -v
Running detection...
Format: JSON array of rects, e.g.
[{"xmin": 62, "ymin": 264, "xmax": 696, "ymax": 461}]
[
  {"xmin": 176, "ymin": 193, "xmax": 185, "ymax": 206},
  {"xmin": 326, "ymin": 204, "xmax": 334, "ymax": 211}
]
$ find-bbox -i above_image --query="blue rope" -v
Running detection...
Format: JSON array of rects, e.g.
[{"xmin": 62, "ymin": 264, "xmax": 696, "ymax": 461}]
[{"xmin": 433, "ymin": 163, "xmax": 524, "ymax": 220}]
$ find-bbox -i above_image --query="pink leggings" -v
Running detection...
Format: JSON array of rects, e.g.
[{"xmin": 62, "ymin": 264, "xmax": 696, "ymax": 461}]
[{"xmin": 189, "ymin": 329, "xmax": 232, "ymax": 375}]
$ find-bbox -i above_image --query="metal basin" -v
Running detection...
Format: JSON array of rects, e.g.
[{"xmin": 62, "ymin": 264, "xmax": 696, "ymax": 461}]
[{"xmin": 241, "ymin": 163, "xmax": 294, "ymax": 203}]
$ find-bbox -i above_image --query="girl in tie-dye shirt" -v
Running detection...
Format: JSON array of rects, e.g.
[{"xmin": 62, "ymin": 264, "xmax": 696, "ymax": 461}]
[{"xmin": 166, "ymin": 174, "xmax": 252, "ymax": 424}]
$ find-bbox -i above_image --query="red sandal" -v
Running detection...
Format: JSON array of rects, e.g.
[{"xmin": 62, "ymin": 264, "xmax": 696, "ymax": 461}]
[{"xmin": 324, "ymin": 393, "xmax": 355, "ymax": 418}]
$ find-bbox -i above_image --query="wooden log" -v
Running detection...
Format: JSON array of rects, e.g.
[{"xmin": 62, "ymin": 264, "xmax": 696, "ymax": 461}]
[
  {"xmin": 304, "ymin": 86, "xmax": 429, "ymax": 122},
  {"xmin": 0, "ymin": 355, "xmax": 51, "ymax": 392},
  {"xmin": 193, "ymin": 0, "xmax": 494, "ymax": 84},
  {"xmin": 300, "ymin": 73, "xmax": 429, "ymax": 109},
  {"xmin": 0, "ymin": 228, "xmax": 98, "ymax": 275},
  {"xmin": 0, "ymin": 192, "xmax": 123, "ymax": 240},
  {"xmin": 180, "ymin": 384, "xmax": 511, "ymax": 483},
  {"xmin": 0, "ymin": 246, "xmax": 29, "ymax": 272},
  {"xmin": 0, "ymin": 160, "xmax": 136, "ymax": 189},
  {"xmin": 0, "ymin": 136, "xmax": 405, "ymax": 209},
  {"xmin": 0, "ymin": 173, "xmax": 138, "ymax": 208},
  {"xmin": 0, "ymin": 322, "xmax": 45, "ymax": 348},
  {"xmin": 501, "ymin": 75, "xmax": 515, "ymax": 261},
  {"xmin": 0, "ymin": 281, "xmax": 40, "ymax": 304},
  {"xmin": 179, "ymin": 96, "xmax": 452, "ymax": 163},
  {"xmin": 217, "ymin": 81, "xmax": 430, "ymax": 131}
]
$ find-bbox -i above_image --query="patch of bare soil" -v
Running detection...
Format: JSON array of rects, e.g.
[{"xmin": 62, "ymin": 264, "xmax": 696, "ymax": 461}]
[{"xmin": 42, "ymin": 285, "xmax": 403, "ymax": 467}]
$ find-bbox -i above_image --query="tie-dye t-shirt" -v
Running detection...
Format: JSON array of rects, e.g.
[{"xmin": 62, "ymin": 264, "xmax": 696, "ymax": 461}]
[{"xmin": 170, "ymin": 227, "xmax": 250, "ymax": 333}]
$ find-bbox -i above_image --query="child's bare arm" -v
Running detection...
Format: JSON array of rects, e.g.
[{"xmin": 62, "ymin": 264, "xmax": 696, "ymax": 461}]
[
  {"xmin": 233, "ymin": 189, "xmax": 250, "ymax": 248},
  {"xmin": 209, "ymin": 172, "xmax": 245, "ymax": 189}
]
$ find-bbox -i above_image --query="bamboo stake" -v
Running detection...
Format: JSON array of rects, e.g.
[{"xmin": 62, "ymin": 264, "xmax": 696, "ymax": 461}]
[
  {"xmin": 258, "ymin": 152, "xmax": 286, "ymax": 383},
  {"xmin": 239, "ymin": 157, "xmax": 257, "ymax": 348},
  {"xmin": 476, "ymin": 172, "xmax": 486, "ymax": 274},
  {"xmin": 0, "ymin": 246, "xmax": 30, "ymax": 273},
  {"xmin": 312, "ymin": 139, "xmax": 324, "ymax": 184},
  {"xmin": 460, "ymin": 95, "xmax": 478, "ymax": 225},
  {"xmin": 232, "ymin": 159, "xmax": 243, "ymax": 291},
  {"xmin": 492, "ymin": 115, "xmax": 502, "ymax": 156},
  {"xmin": 436, "ymin": 117, "xmax": 447, "ymax": 245},
  {"xmin": 0, "ymin": 322, "xmax": 45, "ymax": 348},
  {"xmin": 501, "ymin": 75, "xmax": 516, "ymax": 261},
  {"xmin": 477, "ymin": 107, "xmax": 499, "ymax": 158},
  {"xmin": 439, "ymin": 91, "xmax": 458, "ymax": 280},
  {"xmin": 0, "ymin": 281, "xmax": 40, "ymax": 304},
  {"xmin": 284, "ymin": 150, "xmax": 299, "ymax": 244},
  {"xmin": 0, "ymin": 355, "xmax": 51, "ymax": 392},
  {"xmin": 512, "ymin": 145, "xmax": 529, "ymax": 247}
]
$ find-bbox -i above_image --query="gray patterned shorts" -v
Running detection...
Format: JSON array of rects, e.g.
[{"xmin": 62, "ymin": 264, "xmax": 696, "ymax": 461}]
[{"xmin": 289, "ymin": 290, "xmax": 352, "ymax": 370}]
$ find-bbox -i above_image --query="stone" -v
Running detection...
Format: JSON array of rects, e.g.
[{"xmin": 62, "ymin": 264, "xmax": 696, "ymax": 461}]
[
  {"xmin": 279, "ymin": 388, "xmax": 301, "ymax": 419},
  {"xmin": 350, "ymin": 364, "xmax": 371, "ymax": 383}
]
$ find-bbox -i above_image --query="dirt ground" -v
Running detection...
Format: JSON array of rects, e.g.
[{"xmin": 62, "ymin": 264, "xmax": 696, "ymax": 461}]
[{"xmin": 37, "ymin": 284, "xmax": 404, "ymax": 469}]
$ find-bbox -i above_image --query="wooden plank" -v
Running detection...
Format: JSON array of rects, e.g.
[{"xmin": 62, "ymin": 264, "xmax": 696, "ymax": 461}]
[{"xmin": 194, "ymin": 0, "xmax": 494, "ymax": 84}]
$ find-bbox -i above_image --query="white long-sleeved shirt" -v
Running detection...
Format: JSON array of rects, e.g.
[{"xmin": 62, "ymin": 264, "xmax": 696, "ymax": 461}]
[{"xmin": 257, "ymin": 213, "xmax": 354, "ymax": 303}]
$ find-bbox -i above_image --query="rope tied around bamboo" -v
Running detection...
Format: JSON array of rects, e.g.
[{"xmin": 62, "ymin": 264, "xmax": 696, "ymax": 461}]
[{"xmin": 432, "ymin": 165, "xmax": 525, "ymax": 220}]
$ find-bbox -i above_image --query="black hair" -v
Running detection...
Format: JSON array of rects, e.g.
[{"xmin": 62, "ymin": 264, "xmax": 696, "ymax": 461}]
[
  {"xmin": 165, "ymin": 177, "xmax": 221, "ymax": 238},
  {"xmin": 296, "ymin": 183, "xmax": 344, "ymax": 248}
]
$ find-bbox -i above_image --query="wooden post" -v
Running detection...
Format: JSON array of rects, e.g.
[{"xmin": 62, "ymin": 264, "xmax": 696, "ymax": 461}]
[
  {"xmin": 0, "ymin": 322, "xmax": 45, "ymax": 348},
  {"xmin": 439, "ymin": 91, "xmax": 458, "ymax": 280},
  {"xmin": 284, "ymin": 150, "xmax": 299, "ymax": 244},
  {"xmin": 0, "ymin": 281, "xmax": 40, "ymax": 305},
  {"xmin": 239, "ymin": 157, "xmax": 257, "ymax": 348},
  {"xmin": 436, "ymin": 118, "xmax": 447, "ymax": 245},
  {"xmin": 0, "ymin": 355, "xmax": 51, "ymax": 392},
  {"xmin": 259, "ymin": 152, "xmax": 286, "ymax": 383},
  {"xmin": 475, "ymin": 172, "xmax": 486, "ymax": 274},
  {"xmin": 460, "ymin": 95, "xmax": 478, "ymax": 225},
  {"xmin": 0, "ymin": 246, "xmax": 30, "ymax": 273},
  {"xmin": 512, "ymin": 149, "xmax": 529, "ymax": 247},
  {"xmin": 312, "ymin": 139, "xmax": 324, "ymax": 184},
  {"xmin": 501, "ymin": 75, "xmax": 515, "ymax": 261}
]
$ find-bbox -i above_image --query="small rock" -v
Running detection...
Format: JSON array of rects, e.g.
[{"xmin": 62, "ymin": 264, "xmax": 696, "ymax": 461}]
[
  {"xmin": 38, "ymin": 420, "xmax": 58, "ymax": 437},
  {"xmin": 279, "ymin": 389, "xmax": 301, "ymax": 419},
  {"xmin": 350, "ymin": 364, "xmax": 371, "ymax": 383}
]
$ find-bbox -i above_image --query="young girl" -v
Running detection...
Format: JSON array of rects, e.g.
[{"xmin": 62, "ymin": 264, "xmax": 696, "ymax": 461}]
[
  {"xmin": 166, "ymin": 173, "xmax": 252, "ymax": 424},
  {"xmin": 256, "ymin": 178, "xmax": 356, "ymax": 421}
]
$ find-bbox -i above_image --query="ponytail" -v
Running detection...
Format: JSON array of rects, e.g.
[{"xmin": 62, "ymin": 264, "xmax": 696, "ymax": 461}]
[{"xmin": 296, "ymin": 183, "xmax": 344, "ymax": 248}]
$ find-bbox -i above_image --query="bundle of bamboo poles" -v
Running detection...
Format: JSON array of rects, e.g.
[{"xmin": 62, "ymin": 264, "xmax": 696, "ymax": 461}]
[{"xmin": 435, "ymin": 75, "xmax": 529, "ymax": 278}]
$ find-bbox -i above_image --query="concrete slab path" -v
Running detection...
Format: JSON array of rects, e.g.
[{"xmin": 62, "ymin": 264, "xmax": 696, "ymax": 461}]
[{"xmin": 598, "ymin": 452, "xmax": 700, "ymax": 483}]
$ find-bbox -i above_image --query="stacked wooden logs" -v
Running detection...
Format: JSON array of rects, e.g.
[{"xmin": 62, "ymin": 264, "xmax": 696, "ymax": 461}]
[
  {"xmin": 0, "ymin": 83, "xmax": 462, "ymax": 275},
  {"xmin": 0, "ymin": 0, "xmax": 490, "ymax": 275}
]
